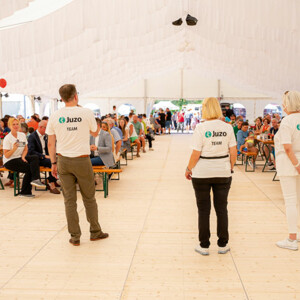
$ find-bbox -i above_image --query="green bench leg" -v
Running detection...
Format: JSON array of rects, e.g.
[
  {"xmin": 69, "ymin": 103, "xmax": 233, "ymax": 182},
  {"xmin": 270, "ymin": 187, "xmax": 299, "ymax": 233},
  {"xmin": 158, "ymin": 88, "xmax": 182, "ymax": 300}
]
[
  {"xmin": 120, "ymin": 151, "xmax": 128, "ymax": 166},
  {"xmin": 103, "ymin": 173, "xmax": 108, "ymax": 198},
  {"xmin": 245, "ymin": 156, "xmax": 255, "ymax": 172},
  {"xmin": 14, "ymin": 172, "xmax": 20, "ymax": 196},
  {"xmin": 273, "ymin": 171, "xmax": 279, "ymax": 181}
]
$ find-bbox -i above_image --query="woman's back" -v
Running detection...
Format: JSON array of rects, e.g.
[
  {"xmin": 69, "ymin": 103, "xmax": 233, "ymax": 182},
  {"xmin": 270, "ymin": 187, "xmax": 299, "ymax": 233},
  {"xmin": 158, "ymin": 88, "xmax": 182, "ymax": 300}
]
[{"xmin": 191, "ymin": 120, "xmax": 236, "ymax": 178}]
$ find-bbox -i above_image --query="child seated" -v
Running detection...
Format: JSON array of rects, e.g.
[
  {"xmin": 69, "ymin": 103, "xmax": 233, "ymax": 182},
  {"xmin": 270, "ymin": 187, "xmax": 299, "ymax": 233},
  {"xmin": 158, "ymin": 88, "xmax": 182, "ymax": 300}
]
[{"xmin": 240, "ymin": 131, "xmax": 258, "ymax": 159}]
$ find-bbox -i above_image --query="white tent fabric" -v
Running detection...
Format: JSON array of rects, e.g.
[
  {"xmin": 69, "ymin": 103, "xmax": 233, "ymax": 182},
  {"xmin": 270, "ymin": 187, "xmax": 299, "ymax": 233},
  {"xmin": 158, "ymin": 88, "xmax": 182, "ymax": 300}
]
[
  {"xmin": 0, "ymin": 0, "xmax": 33, "ymax": 21},
  {"xmin": 153, "ymin": 101, "xmax": 179, "ymax": 111},
  {"xmin": 0, "ymin": 0, "xmax": 299, "ymax": 99}
]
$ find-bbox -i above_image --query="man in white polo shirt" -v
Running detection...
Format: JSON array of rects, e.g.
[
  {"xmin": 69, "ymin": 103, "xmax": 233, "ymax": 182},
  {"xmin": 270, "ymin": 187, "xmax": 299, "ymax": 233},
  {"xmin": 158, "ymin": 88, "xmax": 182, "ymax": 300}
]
[{"xmin": 46, "ymin": 84, "xmax": 109, "ymax": 246}]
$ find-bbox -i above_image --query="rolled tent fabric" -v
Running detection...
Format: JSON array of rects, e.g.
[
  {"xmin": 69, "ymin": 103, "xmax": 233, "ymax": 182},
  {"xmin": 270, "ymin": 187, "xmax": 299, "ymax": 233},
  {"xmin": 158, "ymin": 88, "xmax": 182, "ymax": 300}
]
[
  {"xmin": 0, "ymin": 0, "xmax": 33, "ymax": 21},
  {"xmin": 0, "ymin": 0, "xmax": 299, "ymax": 98}
]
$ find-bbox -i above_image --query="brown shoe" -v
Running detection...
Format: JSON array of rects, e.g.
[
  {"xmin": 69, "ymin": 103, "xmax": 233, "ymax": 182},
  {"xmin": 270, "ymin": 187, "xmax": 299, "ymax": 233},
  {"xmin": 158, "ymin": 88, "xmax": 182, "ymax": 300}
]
[
  {"xmin": 136, "ymin": 153, "xmax": 140, "ymax": 157},
  {"xmin": 69, "ymin": 239, "xmax": 80, "ymax": 246},
  {"xmin": 54, "ymin": 182, "xmax": 61, "ymax": 187},
  {"xmin": 50, "ymin": 187, "xmax": 60, "ymax": 194},
  {"xmin": 5, "ymin": 180, "xmax": 13, "ymax": 186},
  {"xmin": 90, "ymin": 232, "xmax": 109, "ymax": 241}
]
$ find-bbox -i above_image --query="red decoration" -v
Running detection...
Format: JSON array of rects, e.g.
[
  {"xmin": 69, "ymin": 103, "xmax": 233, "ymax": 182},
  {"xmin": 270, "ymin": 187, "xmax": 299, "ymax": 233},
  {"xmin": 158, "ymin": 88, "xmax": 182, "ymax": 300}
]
[{"xmin": 0, "ymin": 78, "xmax": 7, "ymax": 88}]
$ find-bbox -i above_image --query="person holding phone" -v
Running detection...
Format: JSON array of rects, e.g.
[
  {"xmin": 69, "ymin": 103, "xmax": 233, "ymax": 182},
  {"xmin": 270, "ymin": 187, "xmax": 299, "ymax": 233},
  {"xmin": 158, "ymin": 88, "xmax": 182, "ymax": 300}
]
[{"xmin": 3, "ymin": 118, "xmax": 46, "ymax": 197}]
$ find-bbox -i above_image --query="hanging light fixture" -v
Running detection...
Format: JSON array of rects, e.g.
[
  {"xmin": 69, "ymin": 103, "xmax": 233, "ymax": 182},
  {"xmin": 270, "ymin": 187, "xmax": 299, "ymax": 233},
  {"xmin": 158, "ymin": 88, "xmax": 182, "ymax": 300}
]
[
  {"xmin": 34, "ymin": 96, "xmax": 41, "ymax": 102},
  {"xmin": 186, "ymin": 14, "xmax": 197, "ymax": 26},
  {"xmin": 172, "ymin": 18, "xmax": 183, "ymax": 26}
]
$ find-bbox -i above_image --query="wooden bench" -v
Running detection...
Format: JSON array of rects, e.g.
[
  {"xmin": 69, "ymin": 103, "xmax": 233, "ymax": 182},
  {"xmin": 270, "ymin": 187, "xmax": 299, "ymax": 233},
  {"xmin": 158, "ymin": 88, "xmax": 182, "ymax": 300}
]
[
  {"xmin": 0, "ymin": 166, "xmax": 122, "ymax": 198},
  {"xmin": 241, "ymin": 151, "xmax": 257, "ymax": 172}
]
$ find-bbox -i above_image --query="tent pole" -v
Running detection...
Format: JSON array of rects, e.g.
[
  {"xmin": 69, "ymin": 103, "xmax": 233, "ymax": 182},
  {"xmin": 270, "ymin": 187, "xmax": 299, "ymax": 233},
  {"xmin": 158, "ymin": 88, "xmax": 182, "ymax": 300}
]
[
  {"xmin": 181, "ymin": 69, "xmax": 183, "ymax": 99},
  {"xmin": 0, "ymin": 95, "xmax": 2, "ymax": 118},
  {"xmin": 29, "ymin": 95, "xmax": 35, "ymax": 115},
  {"xmin": 144, "ymin": 79, "xmax": 148, "ymax": 114}
]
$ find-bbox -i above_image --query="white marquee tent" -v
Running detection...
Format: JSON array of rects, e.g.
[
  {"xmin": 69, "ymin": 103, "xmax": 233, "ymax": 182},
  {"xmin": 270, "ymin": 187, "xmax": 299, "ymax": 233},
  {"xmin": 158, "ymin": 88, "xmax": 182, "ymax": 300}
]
[
  {"xmin": 0, "ymin": 0, "xmax": 299, "ymax": 121},
  {"xmin": 153, "ymin": 101, "xmax": 179, "ymax": 111}
]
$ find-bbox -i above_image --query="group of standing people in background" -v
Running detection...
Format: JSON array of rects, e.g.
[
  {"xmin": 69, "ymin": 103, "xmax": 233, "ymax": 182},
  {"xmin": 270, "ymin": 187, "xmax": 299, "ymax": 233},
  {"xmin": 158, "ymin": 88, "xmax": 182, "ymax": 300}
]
[{"xmin": 151, "ymin": 108, "xmax": 201, "ymax": 134}]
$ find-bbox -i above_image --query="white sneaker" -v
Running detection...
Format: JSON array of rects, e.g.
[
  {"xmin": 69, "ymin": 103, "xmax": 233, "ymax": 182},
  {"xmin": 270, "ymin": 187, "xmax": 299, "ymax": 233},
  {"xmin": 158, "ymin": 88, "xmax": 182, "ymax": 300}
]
[
  {"xmin": 276, "ymin": 238, "xmax": 298, "ymax": 251},
  {"xmin": 195, "ymin": 245, "xmax": 209, "ymax": 256},
  {"xmin": 218, "ymin": 245, "xmax": 230, "ymax": 254}
]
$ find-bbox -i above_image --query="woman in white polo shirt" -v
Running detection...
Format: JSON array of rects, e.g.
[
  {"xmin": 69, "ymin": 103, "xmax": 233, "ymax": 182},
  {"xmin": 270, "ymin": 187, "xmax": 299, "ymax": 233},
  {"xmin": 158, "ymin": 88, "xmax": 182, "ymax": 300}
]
[
  {"xmin": 275, "ymin": 91, "xmax": 300, "ymax": 251},
  {"xmin": 185, "ymin": 97, "xmax": 237, "ymax": 256},
  {"xmin": 3, "ymin": 118, "xmax": 45, "ymax": 197}
]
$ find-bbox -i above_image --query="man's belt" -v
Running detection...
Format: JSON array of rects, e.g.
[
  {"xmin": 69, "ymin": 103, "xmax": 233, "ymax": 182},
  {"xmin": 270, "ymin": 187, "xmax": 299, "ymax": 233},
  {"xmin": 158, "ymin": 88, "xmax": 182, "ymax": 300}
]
[
  {"xmin": 57, "ymin": 153, "xmax": 89, "ymax": 158},
  {"xmin": 200, "ymin": 155, "xmax": 229, "ymax": 159}
]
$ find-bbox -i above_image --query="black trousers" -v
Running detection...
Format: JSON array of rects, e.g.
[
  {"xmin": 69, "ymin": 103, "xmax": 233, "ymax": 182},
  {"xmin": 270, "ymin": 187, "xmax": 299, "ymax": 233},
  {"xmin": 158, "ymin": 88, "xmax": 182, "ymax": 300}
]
[
  {"xmin": 40, "ymin": 158, "xmax": 57, "ymax": 183},
  {"xmin": 145, "ymin": 134, "xmax": 152, "ymax": 148},
  {"xmin": 4, "ymin": 155, "xmax": 40, "ymax": 195},
  {"xmin": 192, "ymin": 177, "xmax": 232, "ymax": 248}
]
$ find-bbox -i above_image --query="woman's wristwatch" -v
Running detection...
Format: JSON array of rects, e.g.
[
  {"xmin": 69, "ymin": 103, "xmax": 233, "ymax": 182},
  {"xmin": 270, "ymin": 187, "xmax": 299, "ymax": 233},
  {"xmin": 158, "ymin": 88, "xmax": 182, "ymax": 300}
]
[{"xmin": 186, "ymin": 167, "xmax": 191, "ymax": 172}]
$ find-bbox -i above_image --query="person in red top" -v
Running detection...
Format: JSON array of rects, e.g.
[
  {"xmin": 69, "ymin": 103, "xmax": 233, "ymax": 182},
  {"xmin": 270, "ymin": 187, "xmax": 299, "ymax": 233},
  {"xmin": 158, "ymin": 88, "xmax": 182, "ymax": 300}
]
[
  {"xmin": 27, "ymin": 115, "xmax": 39, "ymax": 131},
  {"xmin": 177, "ymin": 110, "xmax": 185, "ymax": 133}
]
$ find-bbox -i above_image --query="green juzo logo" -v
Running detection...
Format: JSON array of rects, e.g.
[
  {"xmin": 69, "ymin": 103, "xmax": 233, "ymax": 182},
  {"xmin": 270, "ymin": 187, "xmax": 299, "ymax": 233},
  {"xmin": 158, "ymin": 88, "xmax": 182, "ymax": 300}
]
[
  {"xmin": 59, "ymin": 117, "xmax": 66, "ymax": 124},
  {"xmin": 297, "ymin": 124, "xmax": 300, "ymax": 130},
  {"xmin": 205, "ymin": 131, "xmax": 212, "ymax": 138}
]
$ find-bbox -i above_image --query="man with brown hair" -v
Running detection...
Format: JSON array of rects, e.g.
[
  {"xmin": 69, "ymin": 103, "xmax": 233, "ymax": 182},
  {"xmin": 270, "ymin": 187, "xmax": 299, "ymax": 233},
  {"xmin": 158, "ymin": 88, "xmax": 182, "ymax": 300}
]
[{"xmin": 46, "ymin": 84, "xmax": 108, "ymax": 246}]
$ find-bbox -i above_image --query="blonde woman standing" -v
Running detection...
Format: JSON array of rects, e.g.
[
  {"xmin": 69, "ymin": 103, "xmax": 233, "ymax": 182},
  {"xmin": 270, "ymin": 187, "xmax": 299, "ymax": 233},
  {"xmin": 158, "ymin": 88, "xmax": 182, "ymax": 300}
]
[
  {"xmin": 185, "ymin": 97, "xmax": 237, "ymax": 256},
  {"xmin": 275, "ymin": 91, "xmax": 300, "ymax": 250}
]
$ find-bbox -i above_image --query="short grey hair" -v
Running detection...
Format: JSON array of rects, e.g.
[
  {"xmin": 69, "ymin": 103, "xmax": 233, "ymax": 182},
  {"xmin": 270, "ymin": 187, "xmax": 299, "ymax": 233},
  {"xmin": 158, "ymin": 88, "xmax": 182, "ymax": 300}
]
[
  {"xmin": 20, "ymin": 122, "xmax": 28, "ymax": 133},
  {"xmin": 271, "ymin": 118, "xmax": 278, "ymax": 123},
  {"xmin": 283, "ymin": 91, "xmax": 300, "ymax": 112}
]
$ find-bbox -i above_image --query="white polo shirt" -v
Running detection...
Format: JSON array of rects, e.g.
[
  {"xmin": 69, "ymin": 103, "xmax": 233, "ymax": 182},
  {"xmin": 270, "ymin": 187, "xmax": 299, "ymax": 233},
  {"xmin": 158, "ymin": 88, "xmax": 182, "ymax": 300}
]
[
  {"xmin": 3, "ymin": 132, "xmax": 27, "ymax": 165},
  {"xmin": 46, "ymin": 106, "xmax": 97, "ymax": 157},
  {"xmin": 191, "ymin": 120, "xmax": 236, "ymax": 178},
  {"xmin": 275, "ymin": 113, "xmax": 300, "ymax": 176}
]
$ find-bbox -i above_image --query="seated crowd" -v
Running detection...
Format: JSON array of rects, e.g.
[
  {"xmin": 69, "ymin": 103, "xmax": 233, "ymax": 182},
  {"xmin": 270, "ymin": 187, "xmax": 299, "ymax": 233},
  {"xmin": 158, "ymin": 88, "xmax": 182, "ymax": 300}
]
[
  {"xmin": 227, "ymin": 110, "xmax": 281, "ymax": 170},
  {"xmin": 1, "ymin": 111, "xmax": 156, "ymax": 197}
]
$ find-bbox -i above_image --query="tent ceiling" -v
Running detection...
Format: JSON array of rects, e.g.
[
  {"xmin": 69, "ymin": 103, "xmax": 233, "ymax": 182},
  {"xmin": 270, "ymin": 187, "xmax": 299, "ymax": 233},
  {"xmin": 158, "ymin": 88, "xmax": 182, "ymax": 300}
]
[
  {"xmin": 0, "ymin": 0, "xmax": 299, "ymax": 98},
  {"xmin": 0, "ymin": 0, "xmax": 33, "ymax": 21}
]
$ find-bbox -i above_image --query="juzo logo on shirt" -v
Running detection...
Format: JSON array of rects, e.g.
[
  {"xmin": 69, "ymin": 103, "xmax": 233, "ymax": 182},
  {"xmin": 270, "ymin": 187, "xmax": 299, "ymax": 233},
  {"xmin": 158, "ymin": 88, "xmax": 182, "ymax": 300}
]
[
  {"xmin": 59, "ymin": 117, "xmax": 82, "ymax": 124},
  {"xmin": 59, "ymin": 117, "xmax": 66, "ymax": 123},
  {"xmin": 297, "ymin": 124, "xmax": 300, "ymax": 130},
  {"xmin": 205, "ymin": 131, "xmax": 227, "ymax": 138},
  {"xmin": 205, "ymin": 131, "xmax": 212, "ymax": 138}
]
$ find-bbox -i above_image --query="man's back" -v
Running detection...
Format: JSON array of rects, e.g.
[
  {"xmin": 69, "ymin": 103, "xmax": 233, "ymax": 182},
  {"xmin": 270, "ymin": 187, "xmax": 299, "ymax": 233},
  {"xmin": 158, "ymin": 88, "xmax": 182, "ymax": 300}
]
[{"xmin": 46, "ymin": 106, "xmax": 96, "ymax": 157}]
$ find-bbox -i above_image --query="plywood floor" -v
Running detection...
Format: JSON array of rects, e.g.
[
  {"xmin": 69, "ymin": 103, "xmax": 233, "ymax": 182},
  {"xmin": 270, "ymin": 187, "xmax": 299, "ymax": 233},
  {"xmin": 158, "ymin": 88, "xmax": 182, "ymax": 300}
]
[{"xmin": 0, "ymin": 134, "xmax": 299, "ymax": 300}]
